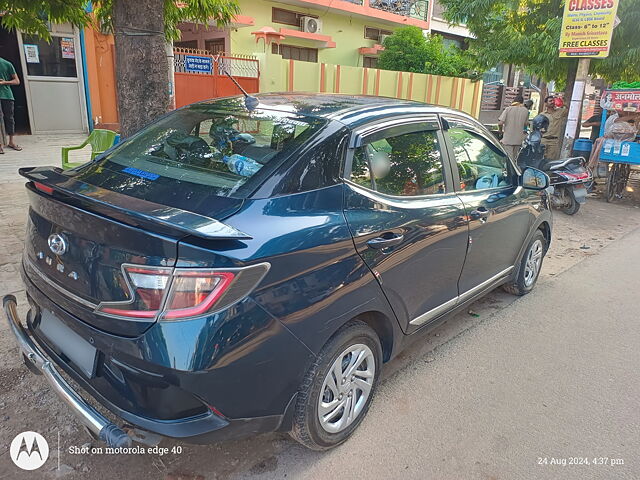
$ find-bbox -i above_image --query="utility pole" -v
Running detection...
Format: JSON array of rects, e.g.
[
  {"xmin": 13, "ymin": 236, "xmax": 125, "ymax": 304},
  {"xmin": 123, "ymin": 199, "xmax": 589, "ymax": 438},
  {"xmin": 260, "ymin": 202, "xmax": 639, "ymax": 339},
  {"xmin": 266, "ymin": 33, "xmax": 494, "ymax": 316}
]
[
  {"xmin": 166, "ymin": 40, "xmax": 176, "ymax": 110},
  {"xmin": 560, "ymin": 58, "xmax": 590, "ymax": 159}
]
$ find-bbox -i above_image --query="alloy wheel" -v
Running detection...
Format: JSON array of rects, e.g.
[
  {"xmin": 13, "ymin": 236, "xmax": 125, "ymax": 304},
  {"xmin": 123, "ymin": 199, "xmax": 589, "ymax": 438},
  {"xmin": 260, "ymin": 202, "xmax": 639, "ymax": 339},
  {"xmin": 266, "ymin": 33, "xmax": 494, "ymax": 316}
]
[
  {"xmin": 317, "ymin": 344, "xmax": 375, "ymax": 434},
  {"xmin": 524, "ymin": 239, "xmax": 543, "ymax": 287}
]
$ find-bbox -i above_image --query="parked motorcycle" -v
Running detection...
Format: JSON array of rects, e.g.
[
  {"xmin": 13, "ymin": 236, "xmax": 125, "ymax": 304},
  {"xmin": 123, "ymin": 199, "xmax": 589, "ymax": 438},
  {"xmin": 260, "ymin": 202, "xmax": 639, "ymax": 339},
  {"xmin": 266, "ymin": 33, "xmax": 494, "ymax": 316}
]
[{"xmin": 517, "ymin": 114, "xmax": 592, "ymax": 215}]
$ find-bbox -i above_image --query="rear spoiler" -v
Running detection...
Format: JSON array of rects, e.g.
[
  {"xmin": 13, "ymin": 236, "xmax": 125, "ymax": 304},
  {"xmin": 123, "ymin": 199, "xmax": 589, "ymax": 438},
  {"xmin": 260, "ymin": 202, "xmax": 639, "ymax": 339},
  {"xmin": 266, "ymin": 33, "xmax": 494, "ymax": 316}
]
[{"xmin": 19, "ymin": 167, "xmax": 252, "ymax": 240}]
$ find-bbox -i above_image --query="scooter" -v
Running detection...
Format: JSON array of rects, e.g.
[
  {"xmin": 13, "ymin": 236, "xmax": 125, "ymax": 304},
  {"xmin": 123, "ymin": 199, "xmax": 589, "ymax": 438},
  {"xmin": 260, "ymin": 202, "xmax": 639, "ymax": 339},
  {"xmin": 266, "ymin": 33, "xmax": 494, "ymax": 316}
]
[{"xmin": 517, "ymin": 115, "xmax": 592, "ymax": 215}]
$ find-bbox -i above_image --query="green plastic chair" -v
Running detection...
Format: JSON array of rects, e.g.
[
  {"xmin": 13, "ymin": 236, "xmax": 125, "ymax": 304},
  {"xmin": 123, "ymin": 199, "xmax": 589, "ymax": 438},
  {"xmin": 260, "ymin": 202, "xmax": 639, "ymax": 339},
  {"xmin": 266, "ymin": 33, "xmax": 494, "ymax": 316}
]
[{"xmin": 61, "ymin": 129, "xmax": 118, "ymax": 169}]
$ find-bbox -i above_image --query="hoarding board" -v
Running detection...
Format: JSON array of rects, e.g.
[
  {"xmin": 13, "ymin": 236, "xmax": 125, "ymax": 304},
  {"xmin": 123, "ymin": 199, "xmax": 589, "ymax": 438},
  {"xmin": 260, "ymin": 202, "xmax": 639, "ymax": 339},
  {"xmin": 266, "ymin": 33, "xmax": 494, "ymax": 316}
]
[
  {"xmin": 559, "ymin": 0, "xmax": 620, "ymax": 58},
  {"xmin": 601, "ymin": 89, "xmax": 640, "ymax": 112}
]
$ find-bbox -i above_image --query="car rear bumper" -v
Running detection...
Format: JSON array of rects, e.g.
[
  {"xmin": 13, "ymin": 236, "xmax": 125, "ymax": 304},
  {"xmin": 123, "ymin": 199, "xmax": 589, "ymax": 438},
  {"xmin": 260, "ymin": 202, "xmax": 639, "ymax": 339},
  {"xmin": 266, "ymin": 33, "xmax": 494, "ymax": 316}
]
[
  {"xmin": 3, "ymin": 294, "xmax": 295, "ymax": 445},
  {"xmin": 3, "ymin": 294, "xmax": 132, "ymax": 447}
]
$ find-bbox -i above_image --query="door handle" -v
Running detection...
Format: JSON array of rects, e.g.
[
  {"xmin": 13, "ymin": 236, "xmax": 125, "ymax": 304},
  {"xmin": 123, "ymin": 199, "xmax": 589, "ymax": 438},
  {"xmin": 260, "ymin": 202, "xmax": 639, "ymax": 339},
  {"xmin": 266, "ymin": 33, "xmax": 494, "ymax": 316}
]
[
  {"xmin": 469, "ymin": 207, "xmax": 489, "ymax": 221},
  {"xmin": 367, "ymin": 233, "xmax": 404, "ymax": 249}
]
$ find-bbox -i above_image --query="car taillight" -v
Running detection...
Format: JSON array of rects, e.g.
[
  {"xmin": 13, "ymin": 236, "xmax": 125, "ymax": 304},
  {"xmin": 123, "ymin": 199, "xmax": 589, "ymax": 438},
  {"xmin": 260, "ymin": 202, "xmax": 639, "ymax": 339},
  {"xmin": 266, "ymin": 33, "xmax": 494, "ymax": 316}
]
[
  {"xmin": 163, "ymin": 271, "xmax": 235, "ymax": 319},
  {"xmin": 99, "ymin": 266, "xmax": 172, "ymax": 318},
  {"xmin": 96, "ymin": 263, "xmax": 270, "ymax": 321}
]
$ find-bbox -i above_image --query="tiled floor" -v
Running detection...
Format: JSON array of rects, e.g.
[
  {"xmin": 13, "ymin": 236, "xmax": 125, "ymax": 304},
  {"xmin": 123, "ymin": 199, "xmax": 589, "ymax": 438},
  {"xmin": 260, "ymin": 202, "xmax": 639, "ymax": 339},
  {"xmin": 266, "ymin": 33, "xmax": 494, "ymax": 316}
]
[{"xmin": 0, "ymin": 133, "xmax": 89, "ymax": 183}]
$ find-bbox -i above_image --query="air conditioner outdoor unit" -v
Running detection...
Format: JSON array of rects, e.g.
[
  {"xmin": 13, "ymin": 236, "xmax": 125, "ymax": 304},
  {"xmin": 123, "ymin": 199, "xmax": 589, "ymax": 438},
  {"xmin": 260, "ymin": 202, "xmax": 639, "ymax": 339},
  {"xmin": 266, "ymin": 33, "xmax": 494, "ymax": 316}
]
[
  {"xmin": 301, "ymin": 17, "xmax": 322, "ymax": 34},
  {"xmin": 379, "ymin": 34, "xmax": 390, "ymax": 44}
]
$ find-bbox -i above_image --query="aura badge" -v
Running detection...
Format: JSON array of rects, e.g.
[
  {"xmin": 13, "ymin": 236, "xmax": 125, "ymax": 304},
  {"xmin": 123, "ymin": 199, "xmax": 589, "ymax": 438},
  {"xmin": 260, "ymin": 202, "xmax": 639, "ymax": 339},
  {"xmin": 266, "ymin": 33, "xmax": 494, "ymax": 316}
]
[
  {"xmin": 10, "ymin": 431, "xmax": 49, "ymax": 471},
  {"xmin": 48, "ymin": 233, "xmax": 68, "ymax": 256}
]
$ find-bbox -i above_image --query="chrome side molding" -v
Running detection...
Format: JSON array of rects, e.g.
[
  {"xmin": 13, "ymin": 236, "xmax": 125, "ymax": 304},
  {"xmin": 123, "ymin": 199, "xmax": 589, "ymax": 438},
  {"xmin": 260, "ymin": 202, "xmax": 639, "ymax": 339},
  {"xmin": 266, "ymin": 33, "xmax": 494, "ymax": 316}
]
[{"xmin": 409, "ymin": 266, "xmax": 514, "ymax": 326}]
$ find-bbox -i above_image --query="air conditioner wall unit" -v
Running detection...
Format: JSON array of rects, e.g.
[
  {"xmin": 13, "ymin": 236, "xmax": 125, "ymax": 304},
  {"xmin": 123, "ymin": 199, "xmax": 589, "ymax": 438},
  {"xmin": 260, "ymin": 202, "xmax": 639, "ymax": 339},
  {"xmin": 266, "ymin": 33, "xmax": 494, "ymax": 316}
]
[
  {"xmin": 301, "ymin": 16, "xmax": 322, "ymax": 34},
  {"xmin": 379, "ymin": 34, "xmax": 390, "ymax": 44}
]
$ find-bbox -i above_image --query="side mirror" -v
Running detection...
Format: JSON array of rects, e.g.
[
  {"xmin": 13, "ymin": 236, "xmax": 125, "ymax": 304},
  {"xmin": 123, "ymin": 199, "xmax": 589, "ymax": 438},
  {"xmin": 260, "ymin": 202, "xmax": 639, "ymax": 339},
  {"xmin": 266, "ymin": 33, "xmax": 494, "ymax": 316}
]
[{"xmin": 522, "ymin": 167, "xmax": 549, "ymax": 190}]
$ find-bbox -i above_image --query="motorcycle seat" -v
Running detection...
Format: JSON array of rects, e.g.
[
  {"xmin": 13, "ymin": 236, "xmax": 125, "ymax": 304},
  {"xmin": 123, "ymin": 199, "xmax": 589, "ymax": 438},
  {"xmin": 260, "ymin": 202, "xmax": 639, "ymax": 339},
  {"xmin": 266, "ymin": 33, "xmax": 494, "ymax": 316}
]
[{"xmin": 544, "ymin": 156, "xmax": 585, "ymax": 171}]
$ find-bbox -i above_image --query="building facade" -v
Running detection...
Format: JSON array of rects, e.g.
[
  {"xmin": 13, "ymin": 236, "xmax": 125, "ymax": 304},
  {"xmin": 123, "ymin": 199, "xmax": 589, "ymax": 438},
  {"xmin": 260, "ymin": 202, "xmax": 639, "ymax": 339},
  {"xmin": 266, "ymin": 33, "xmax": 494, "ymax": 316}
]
[
  {"xmin": 428, "ymin": 0, "xmax": 471, "ymax": 49},
  {"xmin": 178, "ymin": 0, "xmax": 430, "ymax": 68}
]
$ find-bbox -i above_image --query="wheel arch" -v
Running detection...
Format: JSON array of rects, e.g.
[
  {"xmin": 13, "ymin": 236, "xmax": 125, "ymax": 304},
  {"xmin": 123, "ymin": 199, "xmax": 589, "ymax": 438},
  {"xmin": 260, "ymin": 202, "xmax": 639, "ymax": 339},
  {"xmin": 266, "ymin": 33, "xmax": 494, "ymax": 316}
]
[
  {"xmin": 352, "ymin": 310, "xmax": 396, "ymax": 362},
  {"xmin": 512, "ymin": 213, "xmax": 552, "ymax": 281},
  {"xmin": 537, "ymin": 220, "xmax": 551, "ymax": 252}
]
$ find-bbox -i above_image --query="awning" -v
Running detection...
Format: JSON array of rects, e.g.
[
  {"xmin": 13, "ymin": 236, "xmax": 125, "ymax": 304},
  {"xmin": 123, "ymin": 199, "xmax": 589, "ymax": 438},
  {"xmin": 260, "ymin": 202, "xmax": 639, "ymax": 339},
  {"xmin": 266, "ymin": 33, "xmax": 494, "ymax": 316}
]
[
  {"xmin": 278, "ymin": 28, "xmax": 336, "ymax": 48},
  {"xmin": 252, "ymin": 26, "xmax": 336, "ymax": 48},
  {"xmin": 358, "ymin": 44, "xmax": 385, "ymax": 56},
  {"xmin": 230, "ymin": 15, "xmax": 255, "ymax": 28}
]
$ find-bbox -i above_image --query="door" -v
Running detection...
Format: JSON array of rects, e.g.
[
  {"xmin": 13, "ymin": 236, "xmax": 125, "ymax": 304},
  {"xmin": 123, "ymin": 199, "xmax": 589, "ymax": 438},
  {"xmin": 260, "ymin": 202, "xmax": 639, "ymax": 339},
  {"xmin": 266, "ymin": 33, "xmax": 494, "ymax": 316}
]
[
  {"xmin": 442, "ymin": 117, "xmax": 532, "ymax": 295},
  {"xmin": 0, "ymin": 26, "xmax": 30, "ymax": 133},
  {"xmin": 205, "ymin": 38, "xmax": 226, "ymax": 54},
  {"xmin": 343, "ymin": 118, "xmax": 470, "ymax": 332},
  {"xmin": 18, "ymin": 26, "xmax": 88, "ymax": 134}
]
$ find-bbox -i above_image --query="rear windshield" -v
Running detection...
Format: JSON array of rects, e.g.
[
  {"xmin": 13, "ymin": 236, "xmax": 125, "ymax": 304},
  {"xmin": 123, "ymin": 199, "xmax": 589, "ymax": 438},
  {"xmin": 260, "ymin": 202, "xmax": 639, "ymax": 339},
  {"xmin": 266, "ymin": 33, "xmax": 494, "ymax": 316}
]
[{"xmin": 79, "ymin": 102, "xmax": 326, "ymax": 199}]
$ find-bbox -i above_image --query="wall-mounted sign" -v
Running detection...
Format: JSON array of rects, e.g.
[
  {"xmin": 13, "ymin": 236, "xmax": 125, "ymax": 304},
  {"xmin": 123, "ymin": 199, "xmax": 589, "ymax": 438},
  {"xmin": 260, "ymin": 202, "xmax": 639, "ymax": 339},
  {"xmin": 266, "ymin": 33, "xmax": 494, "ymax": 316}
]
[
  {"xmin": 24, "ymin": 44, "xmax": 40, "ymax": 63},
  {"xmin": 61, "ymin": 37, "xmax": 75, "ymax": 59},
  {"xmin": 185, "ymin": 55, "xmax": 213, "ymax": 74},
  {"xmin": 559, "ymin": 0, "xmax": 620, "ymax": 58}
]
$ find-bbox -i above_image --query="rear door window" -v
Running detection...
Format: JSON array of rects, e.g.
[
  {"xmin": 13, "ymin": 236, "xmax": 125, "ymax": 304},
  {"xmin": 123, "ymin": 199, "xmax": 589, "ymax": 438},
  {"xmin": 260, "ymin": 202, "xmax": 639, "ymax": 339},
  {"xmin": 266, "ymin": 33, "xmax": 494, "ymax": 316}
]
[{"xmin": 350, "ymin": 126, "xmax": 447, "ymax": 196}]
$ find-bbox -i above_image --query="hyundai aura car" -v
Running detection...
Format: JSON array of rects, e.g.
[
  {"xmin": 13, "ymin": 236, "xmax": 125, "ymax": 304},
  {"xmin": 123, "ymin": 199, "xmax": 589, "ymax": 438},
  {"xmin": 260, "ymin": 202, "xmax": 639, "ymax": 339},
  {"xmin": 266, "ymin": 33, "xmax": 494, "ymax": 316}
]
[{"xmin": 4, "ymin": 94, "xmax": 551, "ymax": 450}]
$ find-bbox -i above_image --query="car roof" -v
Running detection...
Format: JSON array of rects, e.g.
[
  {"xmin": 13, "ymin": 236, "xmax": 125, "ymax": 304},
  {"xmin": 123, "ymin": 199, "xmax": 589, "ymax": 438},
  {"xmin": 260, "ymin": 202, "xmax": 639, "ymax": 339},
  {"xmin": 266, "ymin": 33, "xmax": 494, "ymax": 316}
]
[{"xmin": 198, "ymin": 92, "xmax": 478, "ymax": 129}]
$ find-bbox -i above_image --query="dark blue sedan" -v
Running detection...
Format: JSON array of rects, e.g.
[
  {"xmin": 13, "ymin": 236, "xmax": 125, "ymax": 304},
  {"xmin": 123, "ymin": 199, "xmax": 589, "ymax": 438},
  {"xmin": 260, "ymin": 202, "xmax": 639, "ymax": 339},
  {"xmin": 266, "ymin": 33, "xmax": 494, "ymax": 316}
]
[{"xmin": 4, "ymin": 93, "xmax": 551, "ymax": 450}]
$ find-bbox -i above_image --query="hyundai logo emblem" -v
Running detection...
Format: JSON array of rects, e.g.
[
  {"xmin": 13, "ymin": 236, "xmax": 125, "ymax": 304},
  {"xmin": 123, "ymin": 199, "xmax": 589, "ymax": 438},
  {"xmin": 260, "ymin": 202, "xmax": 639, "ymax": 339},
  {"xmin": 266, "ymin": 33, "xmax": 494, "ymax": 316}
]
[{"xmin": 47, "ymin": 233, "xmax": 68, "ymax": 256}]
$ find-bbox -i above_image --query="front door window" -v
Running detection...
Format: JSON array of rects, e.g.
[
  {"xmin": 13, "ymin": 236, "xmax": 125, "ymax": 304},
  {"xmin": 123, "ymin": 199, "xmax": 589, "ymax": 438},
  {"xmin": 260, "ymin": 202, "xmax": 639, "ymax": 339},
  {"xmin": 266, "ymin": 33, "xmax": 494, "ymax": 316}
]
[{"xmin": 446, "ymin": 127, "xmax": 513, "ymax": 191}]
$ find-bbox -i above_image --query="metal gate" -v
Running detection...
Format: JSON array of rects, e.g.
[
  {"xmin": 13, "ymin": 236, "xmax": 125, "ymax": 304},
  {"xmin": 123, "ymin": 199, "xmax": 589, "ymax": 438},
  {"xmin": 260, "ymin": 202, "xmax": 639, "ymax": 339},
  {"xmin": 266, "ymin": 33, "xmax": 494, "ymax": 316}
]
[{"xmin": 173, "ymin": 48, "xmax": 259, "ymax": 108}]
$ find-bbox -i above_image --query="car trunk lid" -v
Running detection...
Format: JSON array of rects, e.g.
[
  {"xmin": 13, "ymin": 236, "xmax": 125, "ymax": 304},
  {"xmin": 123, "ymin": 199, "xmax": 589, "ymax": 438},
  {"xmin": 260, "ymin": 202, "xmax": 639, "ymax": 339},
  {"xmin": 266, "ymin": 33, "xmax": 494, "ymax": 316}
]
[{"xmin": 21, "ymin": 167, "xmax": 247, "ymax": 337}]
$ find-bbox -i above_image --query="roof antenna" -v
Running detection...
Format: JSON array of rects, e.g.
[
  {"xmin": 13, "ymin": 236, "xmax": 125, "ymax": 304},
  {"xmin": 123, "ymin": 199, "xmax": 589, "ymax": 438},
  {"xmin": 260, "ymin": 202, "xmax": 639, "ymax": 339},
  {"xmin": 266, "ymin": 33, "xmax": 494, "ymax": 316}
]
[{"xmin": 217, "ymin": 57, "xmax": 259, "ymax": 111}]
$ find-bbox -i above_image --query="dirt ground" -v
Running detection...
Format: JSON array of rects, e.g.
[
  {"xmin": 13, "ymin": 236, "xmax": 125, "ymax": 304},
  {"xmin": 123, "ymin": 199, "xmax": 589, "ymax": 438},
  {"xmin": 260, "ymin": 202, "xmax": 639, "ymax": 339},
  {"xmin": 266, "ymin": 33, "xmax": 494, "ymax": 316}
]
[{"xmin": 1, "ymin": 161, "xmax": 639, "ymax": 479}]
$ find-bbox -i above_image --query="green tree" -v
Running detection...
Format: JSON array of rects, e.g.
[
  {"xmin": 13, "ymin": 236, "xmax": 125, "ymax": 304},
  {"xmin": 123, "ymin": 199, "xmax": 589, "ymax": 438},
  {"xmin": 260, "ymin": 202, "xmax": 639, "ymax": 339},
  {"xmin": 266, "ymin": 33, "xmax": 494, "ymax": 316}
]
[
  {"xmin": 377, "ymin": 26, "xmax": 479, "ymax": 79},
  {"xmin": 438, "ymin": 0, "xmax": 640, "ymax": 88},
  {"xmin": 0, "ymin": 0, "xmax": 239, "ymax": 137}
]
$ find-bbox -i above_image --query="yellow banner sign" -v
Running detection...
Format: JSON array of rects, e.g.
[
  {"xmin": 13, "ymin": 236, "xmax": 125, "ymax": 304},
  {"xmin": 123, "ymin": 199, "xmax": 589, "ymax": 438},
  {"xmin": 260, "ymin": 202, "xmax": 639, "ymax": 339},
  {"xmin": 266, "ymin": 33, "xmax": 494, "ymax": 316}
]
[{"xmin": 559, "ymin": 0, "xmax": 620, "ymax": 58}]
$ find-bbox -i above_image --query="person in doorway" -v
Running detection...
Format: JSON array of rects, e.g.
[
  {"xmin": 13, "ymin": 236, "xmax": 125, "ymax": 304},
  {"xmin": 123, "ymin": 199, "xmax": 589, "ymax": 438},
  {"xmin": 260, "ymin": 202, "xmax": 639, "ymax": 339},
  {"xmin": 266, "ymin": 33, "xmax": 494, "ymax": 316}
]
[
  {"xmin": 0, "ymin": 56, "xmax": 22, "ymax": 153},
  {"xmin": 540, "ymin": 95, "xmax": 568, "ymax": 160},
  {"xmin": 498, "ymin": 94, "xmax": 529, "ymax": 161}
]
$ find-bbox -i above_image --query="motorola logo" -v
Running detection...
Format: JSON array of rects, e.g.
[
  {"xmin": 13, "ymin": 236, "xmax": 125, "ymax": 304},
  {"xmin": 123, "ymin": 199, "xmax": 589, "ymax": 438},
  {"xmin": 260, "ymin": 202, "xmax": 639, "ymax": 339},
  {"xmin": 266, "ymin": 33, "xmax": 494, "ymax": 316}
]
[{"xmin": 10, "ymin": 431, "xmax": 49, "ymax": 471}]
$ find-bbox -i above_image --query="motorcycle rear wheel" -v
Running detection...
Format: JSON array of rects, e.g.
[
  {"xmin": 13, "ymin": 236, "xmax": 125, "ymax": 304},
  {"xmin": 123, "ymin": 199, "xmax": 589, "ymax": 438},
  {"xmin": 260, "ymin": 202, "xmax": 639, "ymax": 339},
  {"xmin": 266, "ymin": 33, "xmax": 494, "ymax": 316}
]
[{"xmin": 561, "ymin": 187, "xmax": 580, "ymax": 215}]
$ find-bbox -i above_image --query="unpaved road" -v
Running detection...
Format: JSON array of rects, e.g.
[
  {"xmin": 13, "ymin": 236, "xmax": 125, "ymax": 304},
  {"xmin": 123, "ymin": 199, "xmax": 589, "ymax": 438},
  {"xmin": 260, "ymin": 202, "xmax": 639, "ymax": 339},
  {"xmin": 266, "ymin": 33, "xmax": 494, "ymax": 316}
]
[{"xmin": 1, "ymin": 140, "xmax": 639, "ymax": 479}]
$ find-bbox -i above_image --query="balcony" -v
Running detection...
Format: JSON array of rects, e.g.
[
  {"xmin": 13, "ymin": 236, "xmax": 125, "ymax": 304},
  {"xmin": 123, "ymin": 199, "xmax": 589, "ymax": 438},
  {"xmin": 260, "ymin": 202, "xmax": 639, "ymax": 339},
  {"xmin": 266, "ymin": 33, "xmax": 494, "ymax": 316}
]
[
  {"xmin": 272, "ymin": 0, "xmax": 430, "ymax": 29},
  {"xmin": 368, "ymin": 0, "xmax": 429, "ymax": 22}
]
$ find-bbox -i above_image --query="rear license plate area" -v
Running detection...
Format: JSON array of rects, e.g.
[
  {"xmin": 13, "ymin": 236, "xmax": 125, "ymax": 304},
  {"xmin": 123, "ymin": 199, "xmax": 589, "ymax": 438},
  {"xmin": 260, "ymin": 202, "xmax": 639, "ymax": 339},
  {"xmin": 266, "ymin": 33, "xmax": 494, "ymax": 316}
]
[{"xmin": 38, "ymin": 310, "xmax": 97, "ymax": 378}]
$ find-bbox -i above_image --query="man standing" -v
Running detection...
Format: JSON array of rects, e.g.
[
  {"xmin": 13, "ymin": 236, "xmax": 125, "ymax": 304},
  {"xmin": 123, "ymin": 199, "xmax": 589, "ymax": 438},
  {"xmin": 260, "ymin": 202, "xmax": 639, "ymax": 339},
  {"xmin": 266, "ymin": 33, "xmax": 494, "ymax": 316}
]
[
  {"xmin": 498, "ymin": 94, "xmax": 529, "ymax": 161},
  {"xmin": 540, "ymin": 95, "xmax": 567, "ymax": 160},
  {"xmin": 0, "ymin": 56, "xmax": 22, "ymax": 154},
  {"xmin": 582, "ymin": 107, "xmax": 603, "ymax": 142}
]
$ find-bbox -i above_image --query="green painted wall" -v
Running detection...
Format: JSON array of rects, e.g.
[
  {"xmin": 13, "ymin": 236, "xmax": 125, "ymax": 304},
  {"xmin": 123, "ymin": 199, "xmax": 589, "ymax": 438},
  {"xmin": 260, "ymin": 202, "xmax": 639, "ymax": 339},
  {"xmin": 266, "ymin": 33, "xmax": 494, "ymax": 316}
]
[{"xmin": 230, "ymin": 0, "xmax": 399, "ymax": 67}]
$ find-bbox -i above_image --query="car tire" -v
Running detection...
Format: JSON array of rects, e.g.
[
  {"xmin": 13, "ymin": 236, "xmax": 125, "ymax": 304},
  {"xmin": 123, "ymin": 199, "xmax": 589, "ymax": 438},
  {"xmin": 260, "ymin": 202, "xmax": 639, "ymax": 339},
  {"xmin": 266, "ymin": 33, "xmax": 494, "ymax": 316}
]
[
  {"xmin": 290, "ymin": 321, "xmax": 382, "ymax": 451},
  {"xmin": 503, "ymin": 230, "xmax": 547, "ymax": 296}
]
